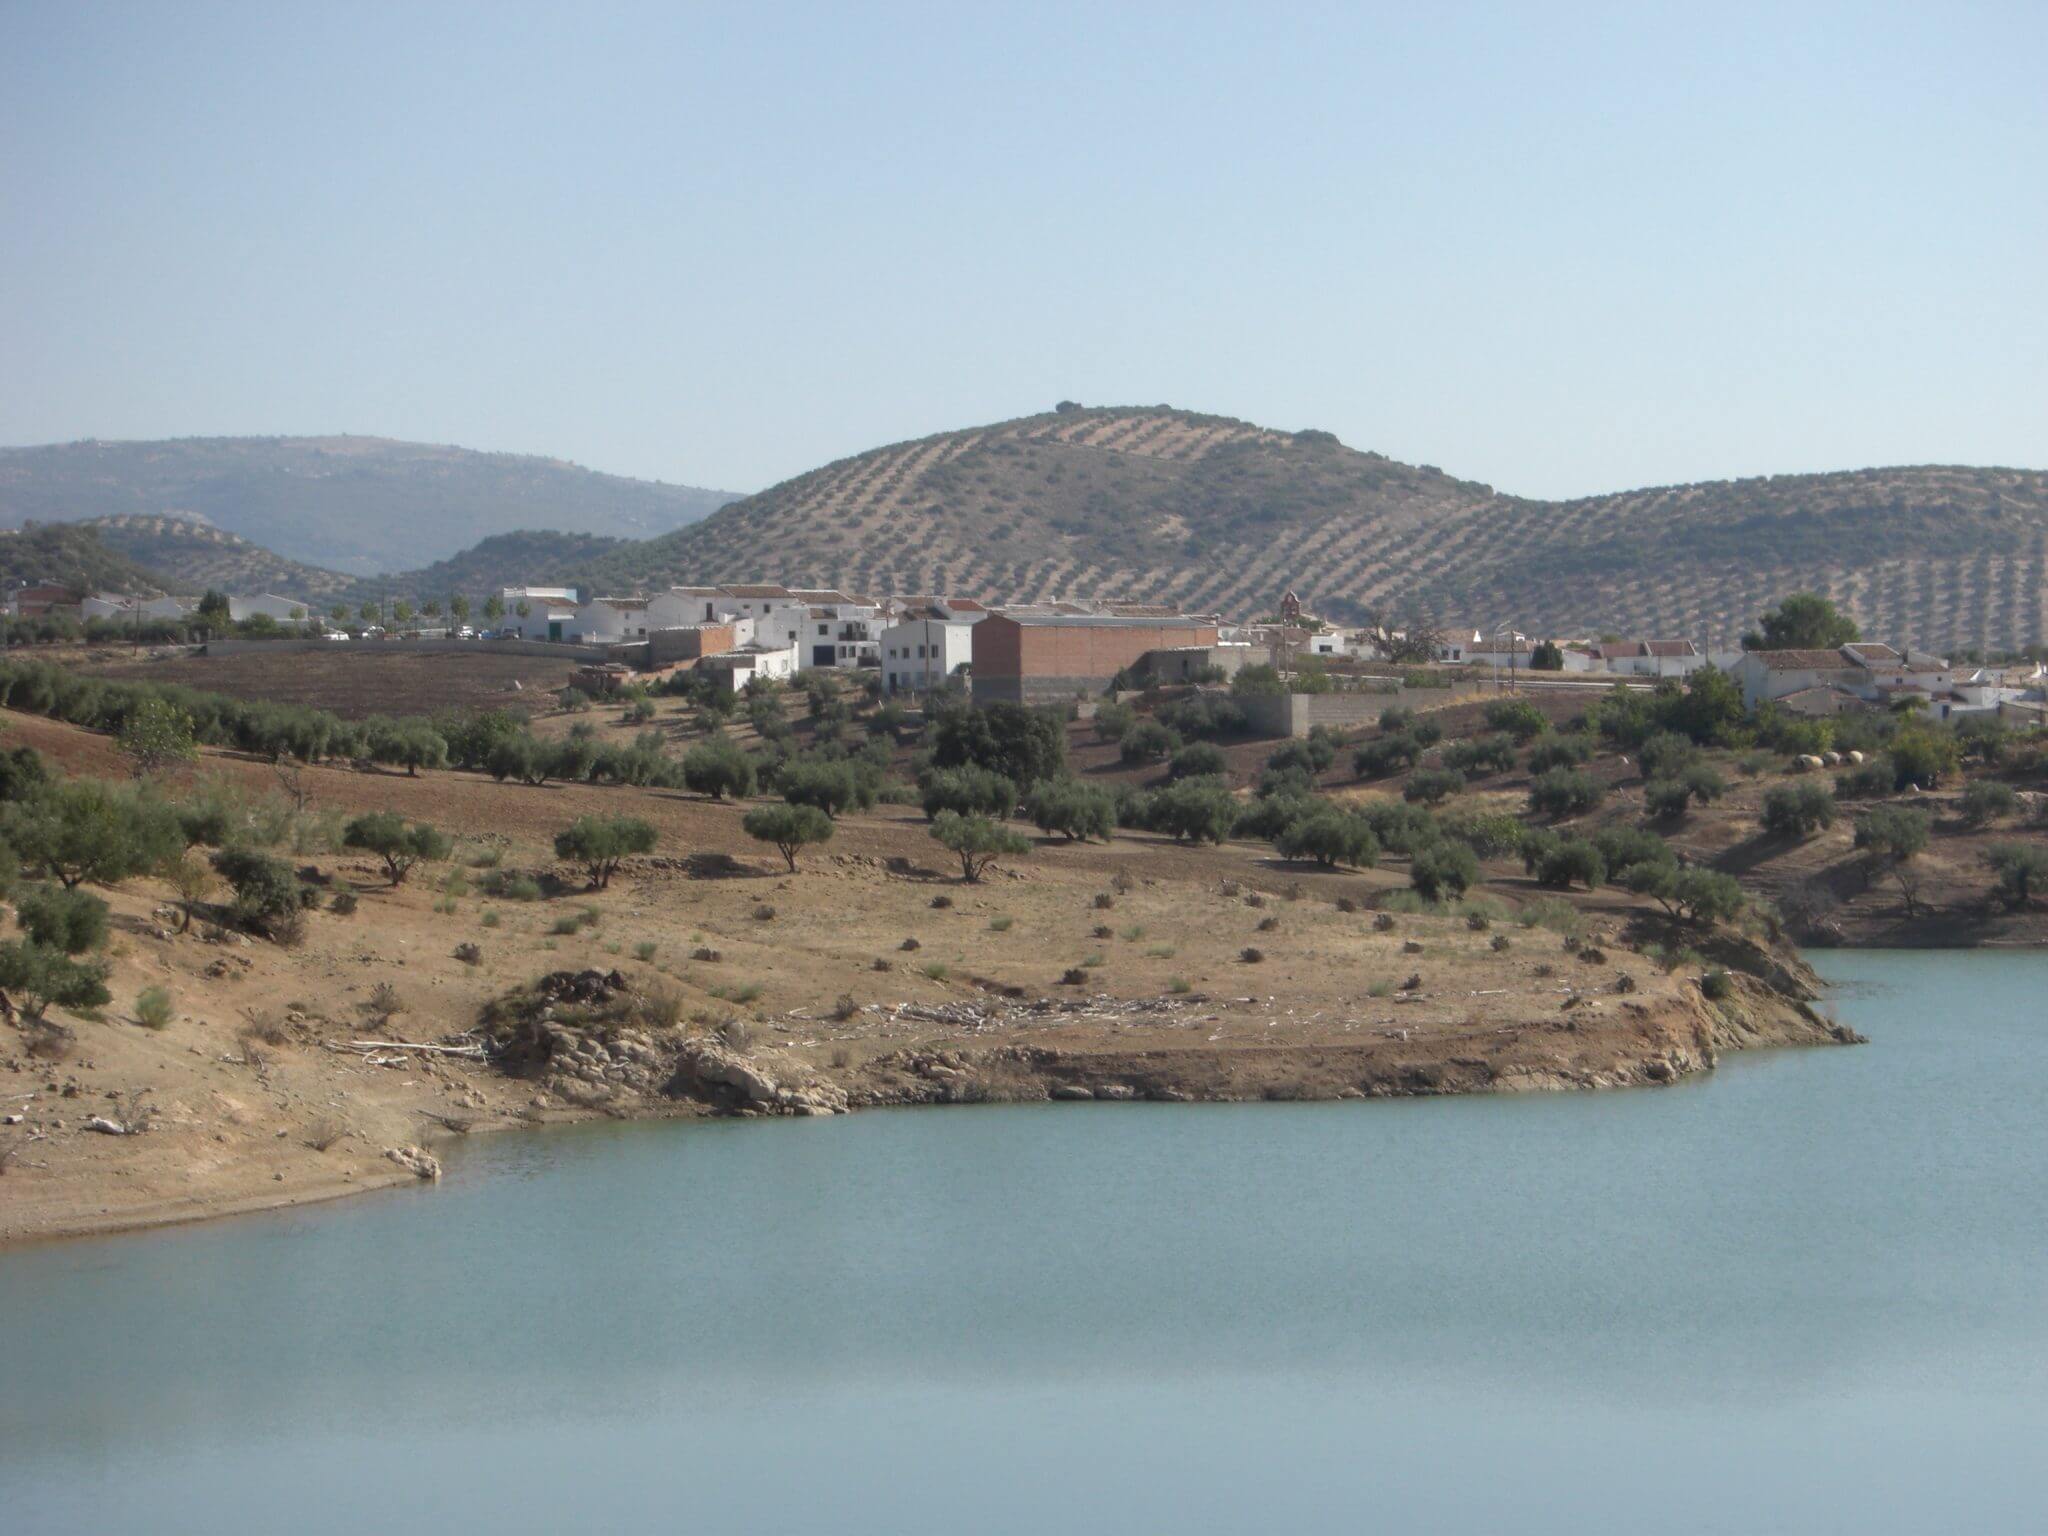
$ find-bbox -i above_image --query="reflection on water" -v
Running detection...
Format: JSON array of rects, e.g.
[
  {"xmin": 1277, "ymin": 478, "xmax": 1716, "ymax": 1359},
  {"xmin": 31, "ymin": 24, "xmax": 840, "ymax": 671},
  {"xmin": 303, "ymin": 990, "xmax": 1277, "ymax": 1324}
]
[{"xmin": 2, "ymin": 951, "xmax": 2044, "ymax": 1534}]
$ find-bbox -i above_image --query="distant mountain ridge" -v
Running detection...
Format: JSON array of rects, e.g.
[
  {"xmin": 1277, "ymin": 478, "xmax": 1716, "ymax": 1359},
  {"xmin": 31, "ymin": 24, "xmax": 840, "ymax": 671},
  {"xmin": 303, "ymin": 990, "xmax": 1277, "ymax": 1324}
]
[{"xmin": 0, "ymin": 435, "xmax": 741, "ymax": 577}]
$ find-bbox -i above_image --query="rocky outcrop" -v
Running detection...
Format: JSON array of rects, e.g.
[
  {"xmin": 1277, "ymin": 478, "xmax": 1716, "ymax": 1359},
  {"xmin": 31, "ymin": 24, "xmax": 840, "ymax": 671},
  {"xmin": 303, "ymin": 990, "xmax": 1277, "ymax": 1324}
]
[
  {"xmin": 385, "ymin": 1145, "xmax": 442, "ymax": 1180},
  {"xmin": 665, "ymin": 1040, "xmax": 848, "ymax": 1117}
]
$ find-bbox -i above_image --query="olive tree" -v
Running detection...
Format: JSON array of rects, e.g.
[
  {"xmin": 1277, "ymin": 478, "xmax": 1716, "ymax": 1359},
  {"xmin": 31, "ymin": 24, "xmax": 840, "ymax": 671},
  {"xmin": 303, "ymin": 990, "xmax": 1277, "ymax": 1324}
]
[
  {"xmin": 553, "ymin": 815, "xmax": 657, "ymax": 889},
  {"xmin": 116, "ymin": 695, "xmax": 199, "ymax": 778},
  {"xmin": 343, "ymin": 812, "xmax": 452, "ymax": 884},
  {"xmin": 929, "ymin": 811, "xmax": 1031, "ymax": 883},
  {"xmin": 743, "ymin": 802, "xmax": 834, "ymax": 872},
  {"xmin": 1854, "ymin": 805, "xmax": 1931, "ymax": 915},
  {"xmin": 682, "ymin": 737, "xmax": 757, "ymax": 800}
]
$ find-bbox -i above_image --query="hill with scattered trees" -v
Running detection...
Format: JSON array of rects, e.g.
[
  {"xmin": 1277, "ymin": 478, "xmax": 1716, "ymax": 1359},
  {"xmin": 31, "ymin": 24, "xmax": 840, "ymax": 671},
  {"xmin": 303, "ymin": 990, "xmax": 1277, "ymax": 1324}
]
[
  {"xmin": 554, "ymin": 405, "xmax": 2048, "ymax": 651},
  {"xmin": 15, "ymin": 410, "xmax": 2045, "ymax": 651},
  {"xmin": 0, "ymin": 521, "xmax": 182, "ymax": 596}
]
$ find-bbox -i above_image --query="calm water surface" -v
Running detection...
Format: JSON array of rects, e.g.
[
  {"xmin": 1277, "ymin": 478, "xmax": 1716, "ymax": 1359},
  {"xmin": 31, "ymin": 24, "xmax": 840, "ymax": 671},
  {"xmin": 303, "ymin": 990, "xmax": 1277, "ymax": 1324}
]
[{"xmin": 2, "ymin": 951, "xmax": 2043, "ymax": 1533}]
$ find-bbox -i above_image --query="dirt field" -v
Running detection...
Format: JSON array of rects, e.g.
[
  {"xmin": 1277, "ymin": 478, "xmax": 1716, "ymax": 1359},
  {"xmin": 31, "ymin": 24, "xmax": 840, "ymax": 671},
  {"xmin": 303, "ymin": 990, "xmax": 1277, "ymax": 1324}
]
[
  {"xmin": 0, "ymin": 703, "xmax": 1848, "ymax": 1244},
  {"xmin": 71, "ymin": 644, "xmax": 583, "ymax": 719}
]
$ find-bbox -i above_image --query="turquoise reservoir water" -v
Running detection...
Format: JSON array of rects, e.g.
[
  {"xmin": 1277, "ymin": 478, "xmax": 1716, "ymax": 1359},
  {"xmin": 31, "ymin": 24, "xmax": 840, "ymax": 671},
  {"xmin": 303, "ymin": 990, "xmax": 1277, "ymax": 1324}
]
[{"xmin": 2, "ymin": 951, "xmax": 2044, "ymax": 1533}]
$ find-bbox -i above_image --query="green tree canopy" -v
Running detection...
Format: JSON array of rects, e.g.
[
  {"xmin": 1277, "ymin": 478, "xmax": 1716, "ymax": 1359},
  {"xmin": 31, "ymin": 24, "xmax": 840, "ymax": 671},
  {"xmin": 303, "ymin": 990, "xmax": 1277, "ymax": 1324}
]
[
  {"xmin": 553, "ymin": 815, "xmax": 657, "ymax": 888},
  {"xmin": 929, "ymin": 810, "xmax": 1032, "ymax": 882},
  {"xmin": 743, "ymin": 802, "xmax": 834, "ymax": 871},
  {"xmin": 343, "ymin": 812, "xmax": 451, "ymax": 884},
  {"xmin": 116, "ymin": 695, "xmax": 199, "ymax": 778},
  {"xmin": 1742, "ymin": 593, "xmax": 1860, "ymax": 651}
]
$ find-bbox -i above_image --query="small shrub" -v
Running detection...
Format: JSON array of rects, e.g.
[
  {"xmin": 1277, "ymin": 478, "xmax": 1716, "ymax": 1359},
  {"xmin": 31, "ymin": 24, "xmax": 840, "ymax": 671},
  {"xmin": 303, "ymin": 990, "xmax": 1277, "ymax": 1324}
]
[
  {"xmin": 633, "ymin": 941, "xmax": 657, "ymax": 961},
  {"xmin": 1256, "ymin": 915, "xmax": 1280, "ymax": 932},
  {"xmin": 989, "ymin": 915, "xmax": 1014, "ymax": 932},
  {"xmin": 1490, "ymin": 933, "xmax": 1511, "ymax": 951},
  {"xmin": 364, "ymin": 982, "xmax": 405, "ymax": 1026},
  {"xmin": 1373, "ymin": 912, "xmax": 1396, "ymax": 932},
  {"xmin": 1093, "ymin": 923, "xmax": 1114, "ymax": 939},
  {"xmin": 1961, "ymin": 780, "xmax": 2018, "ymax": 826},
  {"xmin": 479, "ymin": 907, "xmax": 500, "ymax": 928},
  {"xmin": 922, "ymin": 963, "xmax": 950, "ymax": 982},
  {"xmin": 1240, "ymin": 947, "xmax": 1264, "ymax": 963},
  {"xmin": 752, "ymin": 903, "xmax": 776, "ymax": 921},
  {"xmin": 1168, "ymin": 976, "xmax": 1192, "ymax": 995},
  {"xmin": 931, "ymin": 894, "xmax": 953, "ymax": 909},
  {"xmin": 1059, "ymin": 967, "xmax": 1088, "ymax": 985},
  {"xmin": 1093, "ymin": 893, "xmax": 1116, "ymax": 910},
  {"xmin": 550, "ymin": 914, "xmax": 581, "ymax": 936},
  {"xmin": 133, "ymin": 984, "xmax": 174, "ymax": 1030},
  {"xmin": 1700, "ymin": 970, "xmax": 1734, "ymax": 1001},
  {"xmin": 454, "ymin": 942, "xmax": 482, "ymax": 966}
]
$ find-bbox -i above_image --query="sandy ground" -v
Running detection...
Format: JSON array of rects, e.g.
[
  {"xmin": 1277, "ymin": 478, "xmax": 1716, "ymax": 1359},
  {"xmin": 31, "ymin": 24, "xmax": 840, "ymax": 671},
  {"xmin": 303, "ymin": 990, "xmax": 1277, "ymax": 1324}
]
[{"xmin": 0, "ymin": 700, "xmax": 1859, "ymax": 1246}]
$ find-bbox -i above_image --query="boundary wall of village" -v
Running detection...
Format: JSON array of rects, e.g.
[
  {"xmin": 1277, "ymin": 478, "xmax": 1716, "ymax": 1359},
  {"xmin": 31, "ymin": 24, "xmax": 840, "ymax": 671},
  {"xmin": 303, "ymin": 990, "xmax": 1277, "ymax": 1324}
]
[{"xmin": 201, "ymin": 637, "xmax": 612, "ymax": 662}]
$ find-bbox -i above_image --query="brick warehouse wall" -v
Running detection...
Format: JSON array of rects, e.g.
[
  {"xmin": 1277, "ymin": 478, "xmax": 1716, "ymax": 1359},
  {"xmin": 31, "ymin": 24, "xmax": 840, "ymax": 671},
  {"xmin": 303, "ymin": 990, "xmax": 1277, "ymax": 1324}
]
[{"xmin": 972, "ymin": 617, "xmax": 1219, "ymax": 703}]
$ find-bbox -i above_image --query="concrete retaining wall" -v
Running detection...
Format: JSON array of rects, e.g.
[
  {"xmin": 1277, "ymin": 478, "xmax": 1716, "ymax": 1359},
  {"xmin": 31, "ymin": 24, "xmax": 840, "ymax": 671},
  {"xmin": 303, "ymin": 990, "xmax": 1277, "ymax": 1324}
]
[{"xmin": 1238, "ymin": 690, "xmax": 1399, "ymax": 739}]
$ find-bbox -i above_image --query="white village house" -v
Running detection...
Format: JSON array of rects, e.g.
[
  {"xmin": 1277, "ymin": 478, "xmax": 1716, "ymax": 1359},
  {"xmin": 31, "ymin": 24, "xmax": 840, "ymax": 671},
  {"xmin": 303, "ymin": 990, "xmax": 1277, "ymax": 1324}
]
[
  {"xmin": 1733, "ymin": 642, "xmax": 1991, "ymax": 721},
  {"xmin": 571, "ymin": 597, "xmax": 653, "ymax": 645},
  {"xmin": 499, "ymin": 587, "xmax": 582, "ymax": 643},
  {"xmin": 880, "ymin": 599, "xmax": 985, "ymax": 693},
  {"xmin": 1585, "ymin": 639, "xmax": 1707, "ymax": 677},
  {"xmin": 695, "ymin": 642, "xmax": 800, "ymax": 691}
]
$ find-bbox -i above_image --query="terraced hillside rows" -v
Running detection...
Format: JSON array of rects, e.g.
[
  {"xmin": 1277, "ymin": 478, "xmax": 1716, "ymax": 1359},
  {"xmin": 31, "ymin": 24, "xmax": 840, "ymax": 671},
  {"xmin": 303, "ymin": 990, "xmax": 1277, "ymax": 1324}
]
[{"xmin": 567, "ymin": 406, "xmax": 2048, "ymax": 650}]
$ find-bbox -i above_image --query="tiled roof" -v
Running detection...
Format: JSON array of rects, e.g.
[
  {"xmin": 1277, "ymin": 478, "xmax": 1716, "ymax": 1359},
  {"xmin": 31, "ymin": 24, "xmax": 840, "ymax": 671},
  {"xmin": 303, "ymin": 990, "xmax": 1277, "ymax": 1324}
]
[
  {"xmin": 721, "ymin": 584, "xmax": 792, "ymax": 599},
  {"xmin": 1751, "ymin": 649, "xmax": 1855, "ymax": 671}
]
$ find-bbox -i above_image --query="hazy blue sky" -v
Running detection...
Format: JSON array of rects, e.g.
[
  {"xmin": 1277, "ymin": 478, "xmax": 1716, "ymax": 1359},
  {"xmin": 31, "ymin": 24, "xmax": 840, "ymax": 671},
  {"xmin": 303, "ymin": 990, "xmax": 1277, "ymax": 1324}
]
[{"xmin": 3, "ymin": 1, "xmax": 2042, "ymax": 498}]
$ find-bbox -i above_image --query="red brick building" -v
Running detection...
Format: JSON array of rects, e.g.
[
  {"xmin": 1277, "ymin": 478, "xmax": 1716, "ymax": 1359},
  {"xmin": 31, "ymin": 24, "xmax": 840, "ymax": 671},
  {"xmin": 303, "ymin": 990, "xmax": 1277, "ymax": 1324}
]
[{"xmin": 971, "ymin": 613, "xmax": 1220, "ymax": 703}]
